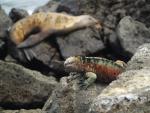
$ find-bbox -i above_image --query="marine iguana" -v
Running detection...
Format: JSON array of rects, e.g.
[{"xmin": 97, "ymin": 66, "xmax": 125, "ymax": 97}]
[{"xmin": 64, "ymin": 56, "xmax": 127, "ymax": 88}]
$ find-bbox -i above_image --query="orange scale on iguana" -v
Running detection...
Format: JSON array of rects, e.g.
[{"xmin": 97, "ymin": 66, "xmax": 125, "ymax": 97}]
[{"xmin": 64, "ymin": 56, "xmax": 127, "ymax": 88}]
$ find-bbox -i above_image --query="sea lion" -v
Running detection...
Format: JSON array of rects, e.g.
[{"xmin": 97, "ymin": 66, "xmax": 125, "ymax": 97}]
[{"xmin": 9, "ymin": 12, "xmax": 101, "ymax": 60}]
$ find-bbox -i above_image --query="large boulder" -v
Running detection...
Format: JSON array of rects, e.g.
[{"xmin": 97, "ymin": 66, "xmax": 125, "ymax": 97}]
[
  {"xmin": 58, "ymin": 0, "xmax": 150, "ymax": 60},
  {"xmin": 127, "ymin": 43, "xmax": 150, "ymax": 70},
  {"xmin": 0, "ymin": 60, "xmax": 57, "ymax": 109},
  {"xmin": 43, "ymin": 73, "xmax": 107, "ymax": 113},
  {"xmin": 117, "ymin": 16, "xmax": 150, "ymax": 54},
  {"xmin": 57, "ymin": 28, "xmax": 103, "ymax": 58},
  {"xmin": 90, "ymin": 68, "xmax": 150, "ymax": 113}
]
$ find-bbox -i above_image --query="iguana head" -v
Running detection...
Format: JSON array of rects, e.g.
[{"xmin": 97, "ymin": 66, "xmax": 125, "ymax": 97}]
[
  {"xmin": 115, "ymin": 60, "xmax": 127, "ymax": 69},
  {"xmin": 76, "ymin": 15, "xmax": 101, "ymax": 29},
  {"xmin": 64, "ymin": 56, "xmax": 82, "ymax": 72}
]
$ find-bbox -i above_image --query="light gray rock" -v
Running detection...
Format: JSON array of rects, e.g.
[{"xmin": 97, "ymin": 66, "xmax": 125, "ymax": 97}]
[
  {"xmin": 2, "ymin": 109, "xmax": 43, "ymax": 113},
  {"xmin": 90, "ymin": 69, "xmax": 150, "ymax": 113},
  {"xmin": 43, "ymin": 73, "xmax": 107, "ymax": 113},
  {"xmin": 117, "ymin": 16, "xmax": 150, "ymax": 54},
  {"xmin": 0, "ymin": 60, "xmax": 57, "ymax": 108},
  {"xmin": 127, "ymin": 43, "xmax": 150, "ymax": 70},
  {"xmin": 0, "ymin": 5, "xmax": 12, "ymax": 38}
]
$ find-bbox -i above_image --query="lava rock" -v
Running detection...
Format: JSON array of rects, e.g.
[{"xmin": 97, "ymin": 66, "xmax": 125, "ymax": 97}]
[
  {"xmin": 57, "ymin": 0, "xmax": 150, "ymax": 60},
  {"xmin": 0, "ymin": 5, "xmax": 12, "ymax": 38},
  {"xmin": 42, "ymin": 73, "xmax": 107, "ymax": 113},
  {"xmin": 57, "ymin": 0, "xmax": 80, "ymax": 15},
  {"xmin": 34, "ymin": 0, "xmax": 60, "ymax": 13},
  {"xmin": 57, "ymin": 28, "xmax": 103, "ymax": 58},
  {"xmin": 117, "ymin": 16, "xmax": 150, "ymax": 54},
  {"xmin": 127, "ymin": 43, "xmax": 150, "ymax": 70},
  {"xmin": 0, "ymin": 60, "xmax": 57, "ymax": 109},
  {"xmin": 90, "ymin": 68, "xmax": 150, "ymax": 113},
  {"xmin": 9, "ymin": 8, "xmax": 29, "ymax": 23}
]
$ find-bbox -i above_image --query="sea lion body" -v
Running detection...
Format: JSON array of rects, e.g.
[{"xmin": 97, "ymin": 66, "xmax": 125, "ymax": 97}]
[
  {"xmin": 9, "ymin": 12, "xmax": 101, "ymax": 60},
  {"xmin": 10, "ymin": 12, "xmax": 101, "ymax": 48},
  {"xmin": 10, "ymin": 12, "xmax": 76, "ymax": 45}
]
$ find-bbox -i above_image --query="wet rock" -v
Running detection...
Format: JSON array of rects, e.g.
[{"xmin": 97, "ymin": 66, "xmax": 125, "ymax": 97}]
[
  {"xmin": 43, "ymin": 73, "xmax": 107, "ymax": 113},
  {"xmin": 127, "ymin": 43, "xmax": 150, "ymax": 70},
  {"xmin": 9, "ymin": 8, "xmax": 29, "ymax": 23},
  {"xmin": 2, "ymin": 109, "xmax": 43, "ymax": 113},
  {"xmin": 117, "ymin": 16, "xmax": 150, "ymax": 54},
  {"xmin": 34, "ymin": 0, "xmax": 60, "ymax": 13},
  {"xmin": 0, "ymin": 60, "xmax": 57, "ymax": 109},
  {"xmin": 57, "ymin": 28, "xmax": 103, "ymax": 58},
  {"xmin": 90, "ymin": 68, "xmax": 150, "ymax": 113},
  {"xmin": 0, "ymin": 5, "xmax": 12, "ymax": 38}
]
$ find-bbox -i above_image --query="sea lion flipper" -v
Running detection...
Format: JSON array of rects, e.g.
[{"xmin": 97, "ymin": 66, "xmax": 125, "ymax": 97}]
[
  {"xmin": 23, "ymin": 49, "xmax": 36, "ymax": 61},
  {"xmin": 17, "ymin": 29, "xmax": 55, "ymax": 48}
]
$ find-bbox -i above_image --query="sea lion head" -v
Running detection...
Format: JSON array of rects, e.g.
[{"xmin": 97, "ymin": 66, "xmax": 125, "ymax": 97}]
[{"xmin": 77, "ymin": 15, "xmax": 101, "ymax": 29}]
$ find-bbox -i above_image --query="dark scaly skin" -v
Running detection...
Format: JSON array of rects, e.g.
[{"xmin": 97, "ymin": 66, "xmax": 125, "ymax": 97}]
[{"xmin": 64, "ymin": 56, "xmax": 126, "ymax": 85}]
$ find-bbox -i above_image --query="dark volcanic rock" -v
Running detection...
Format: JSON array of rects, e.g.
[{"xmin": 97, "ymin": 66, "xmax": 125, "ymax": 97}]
[
  {"xmin": 0, "ymin": 39, "xmax": 7, "ymax": 59},
  {"xmin": 9, "ymin": 8, "xmax": 29, "ymax": 23},
  {"xmin": 58, "ymin": 0, "xmax": 150, "ymax": 60},
  {"xmin": 34, "ymin": 0, "xmax": 60, "ymax": 13},
  {"xmin": 57, "ymin": 0, "xmax": 80, "ymax": 15},
  {"xmin": 42, "ymin": 73, "xmax": 107, "ymax": 113},
  {"xmin": 117, "ymin": 16, "xmax": 150, "ymax": 54},
  {"xmin": 57, "ymin": 28, "xmax": 103, "ymax": 58},
  {"xmin": 90, "ymin": 69, "xmax": 150, "ymax": 113},
  {"xmin": 0, "ymin": 60, "xmax": 57, "ymax": 109}
]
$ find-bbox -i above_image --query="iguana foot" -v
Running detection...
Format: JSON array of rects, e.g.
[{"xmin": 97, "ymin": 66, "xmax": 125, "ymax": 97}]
[{"xmin": 79, "ymin": 72, "xmax": 97, "ymax": 89}]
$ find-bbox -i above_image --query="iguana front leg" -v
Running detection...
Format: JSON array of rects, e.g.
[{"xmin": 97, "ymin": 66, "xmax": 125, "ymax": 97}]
[{"xmin": 81, "ymin": 72, "xmax": 97, "ymax": 89}]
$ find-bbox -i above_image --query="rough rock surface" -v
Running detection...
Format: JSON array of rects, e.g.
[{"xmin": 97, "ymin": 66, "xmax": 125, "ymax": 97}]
[
  {"xmin": 34, "ymin": 0, "xmax": 60, "ymax": 13},
  {"xmin": 0, "ymin": 6, "xmax": 12, "ymax": 59},
  {"xmin": 58, "ymin": 0, "xmax": 150, "ymax": 60},
  {"xmin": 127, "ymin": 43, "xmax": 150, "ymax": 70},
  {"xmin": 90, "ymin": 69, "xmax": 150, "ymax": 113},
  {"xmin": 57, "ymin": 28, "xmax": 103, "ymax": 58},
  {"xmin": 117, "ymin": 16, "xmax": 150, "ymax": 54},
  {"xmin": 0, "ymin": 6, "xmax": 12, "ymax": 38},
  {"xmin": 9, "ymin": 8, "xmax": 29, "ymax": 23},
  {"xmin": 42, "ymin": 73, "xmax": 107, "ymax": 113},
  {"xmin": 2, "ymin": 109, "xmax": 43, "ymax": 113},
  {"xmin": 0, "ymin": 60, "xmax": 57, "ymax": 109},
  {"xmin": 57, "ymin": 0, "xmax": 80, "ymax": 15}
]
